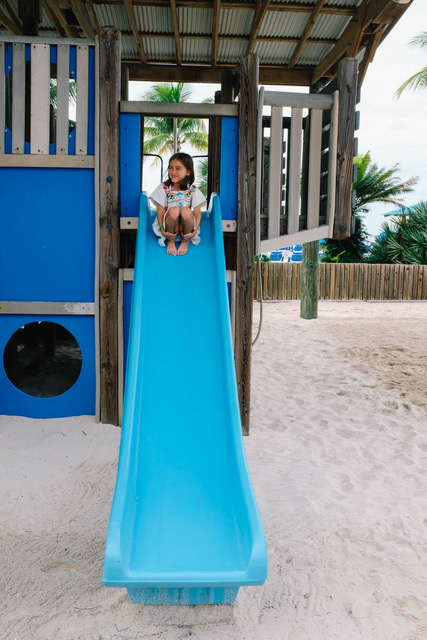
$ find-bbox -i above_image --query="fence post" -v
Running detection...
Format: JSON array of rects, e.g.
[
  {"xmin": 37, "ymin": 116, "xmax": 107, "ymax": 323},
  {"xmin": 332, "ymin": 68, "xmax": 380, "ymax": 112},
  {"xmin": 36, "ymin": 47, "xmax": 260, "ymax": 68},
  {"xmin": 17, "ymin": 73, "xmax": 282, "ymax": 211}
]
[{"xmin": 300, "ymin": 241, "xmax": 319, "ymax": 318}]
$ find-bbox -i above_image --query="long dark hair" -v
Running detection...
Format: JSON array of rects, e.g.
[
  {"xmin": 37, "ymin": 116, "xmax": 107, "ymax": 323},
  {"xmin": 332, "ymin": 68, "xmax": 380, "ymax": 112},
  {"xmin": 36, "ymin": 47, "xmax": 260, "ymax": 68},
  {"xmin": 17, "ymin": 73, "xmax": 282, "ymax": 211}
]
[{"xmin": 164, "ymin": 152, "xmax": 195, "ymax": 189}]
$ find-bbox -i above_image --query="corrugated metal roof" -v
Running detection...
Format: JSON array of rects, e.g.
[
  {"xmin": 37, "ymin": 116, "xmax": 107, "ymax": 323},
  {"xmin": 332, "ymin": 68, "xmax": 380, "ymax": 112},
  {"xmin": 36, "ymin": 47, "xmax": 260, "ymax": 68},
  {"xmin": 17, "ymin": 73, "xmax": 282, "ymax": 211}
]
[
  {"xmin": 310, "ymin": 13, "xmax": 351, "ymax": 40},
  {"xmin": 136, "ymin": 6, "xmax": 173, "ymax": 34},
  {"xmin": 254, "ymin": 40, "xmax": 296, "ymax": 65},
  {"xmin": 219, "ymin": 9, "xmax": 253, "ymax": 37},
  {"xmin": 297, "ymin": 42, "xmax": 334, "ymax": 65},
  {"xmin": 217, "ymin": 40, "xmax": 248, "ymax": 64},
  {"xmin": 259, "ymin": 11, "xmax": 309, "ymax": 38},
  {"xmin": 181, "ymin": 38, "xmax": 212, "ymax": 63},
  {"xmin": 143, "ymin": 36, "xmax": 176, "ymax": 62},
  {"xmin": 121, "ymin": 35, "xmax": 139, "ymax": 61},
  {"xmin": 94, "ymin": 5, "xmax": 130, "ymax": 33},
  {"xmin": 178, "ymin": 8, "xmax": 212, "ymax": 35}
]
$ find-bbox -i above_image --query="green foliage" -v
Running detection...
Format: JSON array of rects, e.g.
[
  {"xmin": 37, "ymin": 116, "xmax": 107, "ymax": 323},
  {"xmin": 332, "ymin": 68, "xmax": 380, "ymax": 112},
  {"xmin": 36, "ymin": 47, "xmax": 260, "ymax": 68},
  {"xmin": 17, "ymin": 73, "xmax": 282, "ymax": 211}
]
[
  {"xmin": 321, "ymin": 213, "xmax": 369, "ymax": 263},
  {"xmin": 321, "ymin": 151, "xmax": 418, "ymax": 263},
  {"xmin": 395, "ymin": 32, "xmax": 427, "ymax": 98},
  {"xmin": 142, "ymin": 83, "xmax": 209, "ymax": 157},
  {"xmin": 367, "ymin": 201, "xmax": 427, "ymax": 265},
  {"xmin": 196, "ymin": 157, "xmax": 208, "ymax": 197},
  {"xmin": 254, "ymin": 254, "xmax": 271, "ymax": 262}
]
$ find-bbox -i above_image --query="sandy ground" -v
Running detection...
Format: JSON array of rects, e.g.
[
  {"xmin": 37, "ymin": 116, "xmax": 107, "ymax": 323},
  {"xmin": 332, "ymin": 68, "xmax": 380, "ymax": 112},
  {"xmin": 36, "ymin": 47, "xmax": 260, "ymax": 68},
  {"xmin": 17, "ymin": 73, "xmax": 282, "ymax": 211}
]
[{"xmin": 1, "ymin": 300, "xmax": 426, "ymax": 640}]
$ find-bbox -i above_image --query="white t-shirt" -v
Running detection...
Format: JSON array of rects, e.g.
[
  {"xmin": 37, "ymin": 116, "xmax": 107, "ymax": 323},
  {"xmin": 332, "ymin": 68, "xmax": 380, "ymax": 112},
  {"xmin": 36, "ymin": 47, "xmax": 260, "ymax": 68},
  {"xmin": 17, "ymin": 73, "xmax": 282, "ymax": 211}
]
[{"xmin": 149, "ymin": 183, "xmax": 206, "ymax": 212}]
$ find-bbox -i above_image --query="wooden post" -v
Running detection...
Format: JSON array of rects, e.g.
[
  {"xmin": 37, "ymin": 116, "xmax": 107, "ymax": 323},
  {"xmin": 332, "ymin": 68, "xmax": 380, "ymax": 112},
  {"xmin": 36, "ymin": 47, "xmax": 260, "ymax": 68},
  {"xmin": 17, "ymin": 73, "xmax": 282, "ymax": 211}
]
[
  {"xmin": 300, "ymin": 241, "xmax": 319, "ymax": 319},
  {"xmin": 333, "ymin": 57, "xmax": 358, "ymax": 239},
  {"xmin": 235, "ymin": 54, "xmax": 259, "ymax": 436},
  {"xmin": 99, "ymin": 27, "xmax": 121, "ymax": 425}
]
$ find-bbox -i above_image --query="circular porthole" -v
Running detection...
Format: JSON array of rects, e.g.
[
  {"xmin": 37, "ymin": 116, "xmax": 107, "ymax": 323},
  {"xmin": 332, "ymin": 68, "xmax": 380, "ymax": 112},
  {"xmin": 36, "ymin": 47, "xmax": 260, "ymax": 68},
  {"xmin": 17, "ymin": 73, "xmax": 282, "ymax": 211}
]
[{"xmin": 3, "ymin": 321, "xmax": 82, "ymax": 398}]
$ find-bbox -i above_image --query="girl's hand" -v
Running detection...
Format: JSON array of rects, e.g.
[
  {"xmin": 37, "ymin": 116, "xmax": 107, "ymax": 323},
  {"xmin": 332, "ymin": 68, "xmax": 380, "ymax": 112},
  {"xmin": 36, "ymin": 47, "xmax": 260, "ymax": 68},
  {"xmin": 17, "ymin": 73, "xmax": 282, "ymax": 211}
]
[
  {"xmin": 182, "ymin": 229, "xmax": 197, "ymax": 241},
  {"xmin": 163, "ymin": 230, "xmax": 177, "ymax": 241}
]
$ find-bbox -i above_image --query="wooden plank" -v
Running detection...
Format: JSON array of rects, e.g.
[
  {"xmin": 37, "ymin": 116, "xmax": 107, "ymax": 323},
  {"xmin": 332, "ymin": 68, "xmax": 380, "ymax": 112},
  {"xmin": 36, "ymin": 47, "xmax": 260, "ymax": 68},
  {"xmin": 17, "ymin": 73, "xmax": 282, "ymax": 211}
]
[
  {"xmin": 268, "ymin": 106, "xmax": 283, "ymax": 240},
  {"xmin": 422, "ymin": 266, "xmax": 427, "ymax": 300},
  {"xmin": 99, "ymin": 26, "xmax": 121, "ymax": 426},
  {"xmin": 0, "ymin": 301, "xmax": 95, "ymax": 314},
  {"xmin": 286, "ymin": 107, "xmax": 303, "ymax": 235},
  {"xmin": 0, "ymin": 154, "xmax": 95, "ymax": 167},
  {"xmin": 30, "ymin": 43, "xmax": 50, "ymax": 154},
  {"xmin": 121, "ymin": 100, "xmax": 238, "ymax": 117},
  {"xmin": 416, "ymin": 266, "xmax": 424, "ymax": 300},
  {"xmin": 12, "ymin": 43, "xmax": 25, "ymax": 154},
  {"xmin": 264, "ymin": 91, "xmax": 333, "ymax": 110},
  {"xmin": 333, "ymin": 58, "xmax": 358, "ymax": 239},
  {"xmin": 0, "ymin": 42, "xmax": 5, "ymax": 154},
  {"xmin": 235, "ymin": 53, "xmax": 258, "ymax": 435},
  {"xmin": 306, "ymin": 108, "xmax": 322, "ymax": 230},
  {"xmin": 76, "ymin": 45, "xmax": 89, "ymax": 155},
  {"xmin": 327, "ymin": 90, "xmax": 339, "ymax": 236},
  {"xmin": 56, "ymin": 44, "xmax": 70, "ymax": 155}
]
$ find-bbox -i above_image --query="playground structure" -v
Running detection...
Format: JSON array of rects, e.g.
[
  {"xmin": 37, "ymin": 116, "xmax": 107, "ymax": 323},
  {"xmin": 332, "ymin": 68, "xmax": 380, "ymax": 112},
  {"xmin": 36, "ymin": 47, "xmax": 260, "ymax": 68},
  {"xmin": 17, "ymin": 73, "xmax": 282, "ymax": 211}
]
[{"xmin": 0, "ymin": 0, "xmax": 412, "ymax": 606}]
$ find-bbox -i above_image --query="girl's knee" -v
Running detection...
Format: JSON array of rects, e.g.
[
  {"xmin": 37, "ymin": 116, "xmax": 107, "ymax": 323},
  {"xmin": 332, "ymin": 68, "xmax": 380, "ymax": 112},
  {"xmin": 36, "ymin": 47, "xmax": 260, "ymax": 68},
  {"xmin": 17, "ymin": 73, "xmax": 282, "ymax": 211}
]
[
  {"xmin": 166, "ymin": 207, "xmax": 180, "ymax": 222},
  {"xmin": 180, "ymin": 207, "xmax": 193, "ymax": 221}
]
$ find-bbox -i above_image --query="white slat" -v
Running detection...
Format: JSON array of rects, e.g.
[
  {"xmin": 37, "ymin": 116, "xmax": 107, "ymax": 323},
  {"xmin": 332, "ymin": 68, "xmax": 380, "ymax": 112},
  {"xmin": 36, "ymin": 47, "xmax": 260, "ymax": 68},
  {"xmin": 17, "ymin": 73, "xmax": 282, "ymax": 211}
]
[
  {"xmin": 286, "ymin": 107, "xmax": 303, "ymax": 235},
  {"xmin": 268, "ymin": 106, "xmax": 283, "ymax": 240},
  {"xmin": 56, "ymin": 44, "xmax": 70, "ymax": 155},
  {"xmin": 0, "ymin": 43, "xmax": 5, "ymax": 154},
  {"xmin": 30, "ymin": 43, "xmax": 50, "ymax": 154},
  {"xmin": 12, "ymin": 43, "xmax": 25, "ymax": 154},
  {"xmin": 306, "ymin": 108, "xmax": 323, "ymax": 230},
  {"xmin": 76, "ymin": 45, "xmax": 89, "ymax": 155}
]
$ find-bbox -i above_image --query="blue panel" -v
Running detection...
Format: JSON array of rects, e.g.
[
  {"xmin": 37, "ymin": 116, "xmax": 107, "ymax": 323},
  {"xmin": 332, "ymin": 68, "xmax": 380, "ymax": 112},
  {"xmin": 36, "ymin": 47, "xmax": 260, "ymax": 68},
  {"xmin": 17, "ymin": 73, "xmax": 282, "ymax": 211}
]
[
  {"xmin": 0, "ymin": 315, "xmax": 95, "ymax": 418},
  {"xmin": 219, "ymin": 117, "xmax": 239, "ymax": 220},
  {"xmin": 120, "ymin": 114, "xmax": 141, "ymax": 217},
  {"xmin": 0, "ymin": 167, "xmax": 95, "ymax": 302}
]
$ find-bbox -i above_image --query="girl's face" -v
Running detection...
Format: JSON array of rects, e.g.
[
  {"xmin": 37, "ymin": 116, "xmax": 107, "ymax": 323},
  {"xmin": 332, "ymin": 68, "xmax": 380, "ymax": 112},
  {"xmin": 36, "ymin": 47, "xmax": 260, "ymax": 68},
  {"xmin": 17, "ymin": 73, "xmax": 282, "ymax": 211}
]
[{"xmin": 168, "ymin": 159, "xmax": 191, "ymax": 186}]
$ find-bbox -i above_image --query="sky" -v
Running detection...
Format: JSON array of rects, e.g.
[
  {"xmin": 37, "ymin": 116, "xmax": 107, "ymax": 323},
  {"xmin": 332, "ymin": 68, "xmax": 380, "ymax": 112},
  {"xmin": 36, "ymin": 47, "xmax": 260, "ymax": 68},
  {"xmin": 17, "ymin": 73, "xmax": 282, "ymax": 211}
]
[{"xmin": 129, "ymin": 0, "xmax": 426, "ymax": 238}]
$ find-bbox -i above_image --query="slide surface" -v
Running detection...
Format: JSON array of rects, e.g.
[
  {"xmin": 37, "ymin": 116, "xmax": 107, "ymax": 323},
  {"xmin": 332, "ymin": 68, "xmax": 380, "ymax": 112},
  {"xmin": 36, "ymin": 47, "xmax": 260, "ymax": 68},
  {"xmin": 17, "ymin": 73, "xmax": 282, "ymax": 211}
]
[{"xmin": 103, "ymin": 194, "xmax": 267, "ymax": 605}]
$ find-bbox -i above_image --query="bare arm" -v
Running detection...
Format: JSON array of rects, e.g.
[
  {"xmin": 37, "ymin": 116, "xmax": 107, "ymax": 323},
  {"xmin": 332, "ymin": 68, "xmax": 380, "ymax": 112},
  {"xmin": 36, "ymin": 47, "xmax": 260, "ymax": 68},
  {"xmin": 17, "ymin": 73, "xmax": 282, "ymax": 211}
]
[{"xmin": 156, "ymin": 204, "xmax": 176, "ymax": 241}]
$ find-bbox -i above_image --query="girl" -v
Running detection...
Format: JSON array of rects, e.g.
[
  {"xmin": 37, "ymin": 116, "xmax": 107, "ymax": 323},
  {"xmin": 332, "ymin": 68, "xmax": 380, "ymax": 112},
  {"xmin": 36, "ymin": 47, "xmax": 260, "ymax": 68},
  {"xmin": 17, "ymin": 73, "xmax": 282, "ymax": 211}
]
[{"xmin": 150, "ymin": 153, "xmax": 206, "ymax": 256}]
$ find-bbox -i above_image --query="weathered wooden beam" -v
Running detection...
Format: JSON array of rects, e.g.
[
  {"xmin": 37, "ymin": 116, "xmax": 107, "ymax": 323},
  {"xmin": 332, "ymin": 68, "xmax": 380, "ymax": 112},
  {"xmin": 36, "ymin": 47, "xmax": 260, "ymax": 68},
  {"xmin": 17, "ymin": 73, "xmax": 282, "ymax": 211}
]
[
  {"xmin": 211, "ymin": 0, "xmax": 221, "ymax": 66},
  {"xmin": 43, "ymin": 0, "xmax": 80, "ymax": 38},
  {"xmin": 235, "ymin": 53, "xmax": 258, "ymax": 436},
  {"xmin": 69, "ymin": 0, "xmax": 96, "ymax": 38},
  {"xmin": 85, "ymin": 0, "xmax": 100, "ymax": 34},
  {"xmin": 127, "ymin": 62, "xmax": 311, "ymax": 85},
  {"xmin": 99, "ymin": 26, "xmax": 121, "ymax": 426},
  {"xmin": 123, "ymin": 0, "xmax": 146, "ymax": 63},
  {"xmin": 0, "ymin": 0, "xmax": 22, "ymax": 34},
  {"xmin": 333, "ymin": 57, "xmax": 358, "ymax": 240},
  {"xmin": 41, "ymin": 2, "xmax": 66, "ymax": 37},
  {"xmin": 289, "ymin": 0, "xmax": 326, "ymax": 67},
  {"xmin": 247, "ymin": 0, "xmax": 270, "ymax": 54},
  {"xmin": 18, "ymin": 0, "xmax": 41, "ymax": 35},
  {"xmin": 170, "ymin": 0, "xmax": 182, "ymax": 65}
]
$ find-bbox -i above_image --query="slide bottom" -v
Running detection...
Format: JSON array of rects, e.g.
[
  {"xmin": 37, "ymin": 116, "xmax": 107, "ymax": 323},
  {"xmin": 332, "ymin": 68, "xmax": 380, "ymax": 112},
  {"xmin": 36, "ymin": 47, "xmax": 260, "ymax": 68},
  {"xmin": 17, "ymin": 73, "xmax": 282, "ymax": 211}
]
[{"xmin": 127, "ymin": 586, "xmax": 240, "ymax": 606}]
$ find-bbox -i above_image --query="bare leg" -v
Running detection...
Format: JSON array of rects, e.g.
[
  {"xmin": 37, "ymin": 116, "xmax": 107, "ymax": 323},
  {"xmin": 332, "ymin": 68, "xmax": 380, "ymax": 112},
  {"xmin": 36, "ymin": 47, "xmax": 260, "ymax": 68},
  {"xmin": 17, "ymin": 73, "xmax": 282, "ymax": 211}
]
[
  {"xmin": 177, "ymin": 207, "xmax": 194, "ymax": 256},
  {"xmin": 165, "ymin": 207, "xmax": 180, "ymax": 256}
]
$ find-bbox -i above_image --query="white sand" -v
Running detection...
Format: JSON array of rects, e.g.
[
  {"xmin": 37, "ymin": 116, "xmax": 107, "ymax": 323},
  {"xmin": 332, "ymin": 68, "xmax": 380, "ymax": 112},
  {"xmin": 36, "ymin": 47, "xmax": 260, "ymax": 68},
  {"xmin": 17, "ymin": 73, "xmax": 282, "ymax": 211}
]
[{"xmin": 1, "ymin": 301, "xmax": 426, "ymax": 640}]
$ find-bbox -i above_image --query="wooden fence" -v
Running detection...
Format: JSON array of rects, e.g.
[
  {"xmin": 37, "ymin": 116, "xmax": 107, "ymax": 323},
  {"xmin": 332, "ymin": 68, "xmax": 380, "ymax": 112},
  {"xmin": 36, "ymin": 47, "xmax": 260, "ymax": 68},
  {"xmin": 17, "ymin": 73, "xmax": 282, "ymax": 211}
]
[{"xmin": 254, "ymin": 262, "xmax": 427, "ymax": 301}]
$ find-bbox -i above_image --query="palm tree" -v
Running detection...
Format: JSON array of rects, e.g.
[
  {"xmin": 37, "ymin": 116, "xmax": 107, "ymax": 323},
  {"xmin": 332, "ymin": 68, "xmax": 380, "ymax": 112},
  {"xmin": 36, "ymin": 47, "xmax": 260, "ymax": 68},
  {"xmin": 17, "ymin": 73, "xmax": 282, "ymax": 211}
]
[
  {"xmin": 395, "ymin": 32, "xmax": 427, "ymax": 98},
  {"xmin": 321, "ymin": 151, "xmax": 418, "ymax": 263},
  {"xmin": 142, "ymin": 82, "xmax": 209, "ymax": 157},
  {"xmin": 367, "ymin": 201, "xmax": 427, "ymax": 265}
]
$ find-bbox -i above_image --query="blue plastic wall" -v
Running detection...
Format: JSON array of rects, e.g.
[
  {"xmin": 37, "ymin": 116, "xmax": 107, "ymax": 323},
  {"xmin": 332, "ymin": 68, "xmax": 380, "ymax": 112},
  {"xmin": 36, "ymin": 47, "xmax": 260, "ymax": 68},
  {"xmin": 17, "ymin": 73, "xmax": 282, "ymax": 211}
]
[{"xmin": 0, "ymin": 168, "xmax": 96, "ymax": 417}]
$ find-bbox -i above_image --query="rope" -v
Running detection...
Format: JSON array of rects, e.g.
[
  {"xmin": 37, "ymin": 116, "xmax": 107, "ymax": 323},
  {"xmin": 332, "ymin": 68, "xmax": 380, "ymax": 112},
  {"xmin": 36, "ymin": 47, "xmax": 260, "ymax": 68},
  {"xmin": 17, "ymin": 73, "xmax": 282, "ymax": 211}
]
[{"xmin": 252, "ymin": 259, "xmax": 263, "ymax": 347}]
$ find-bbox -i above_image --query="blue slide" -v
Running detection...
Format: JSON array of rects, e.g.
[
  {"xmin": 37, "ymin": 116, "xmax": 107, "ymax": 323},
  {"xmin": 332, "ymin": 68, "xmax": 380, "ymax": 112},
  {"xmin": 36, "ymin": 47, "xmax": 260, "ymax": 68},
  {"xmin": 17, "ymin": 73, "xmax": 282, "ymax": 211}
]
[{"xmin": 103, "ymin": 193, "xmax": 267, "ymax": 605}]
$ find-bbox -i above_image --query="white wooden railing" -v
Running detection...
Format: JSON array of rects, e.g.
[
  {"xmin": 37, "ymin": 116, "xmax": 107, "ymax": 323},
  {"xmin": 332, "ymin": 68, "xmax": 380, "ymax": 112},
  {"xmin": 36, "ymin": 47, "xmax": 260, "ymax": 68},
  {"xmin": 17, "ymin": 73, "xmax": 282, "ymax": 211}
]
[
  {"xmin": 257, "ymin": 88, "xmax": 339, "ymax": 252},
  {"xmin": 0, "ymin": 35, "xmax": 95, "ymax": 166}
]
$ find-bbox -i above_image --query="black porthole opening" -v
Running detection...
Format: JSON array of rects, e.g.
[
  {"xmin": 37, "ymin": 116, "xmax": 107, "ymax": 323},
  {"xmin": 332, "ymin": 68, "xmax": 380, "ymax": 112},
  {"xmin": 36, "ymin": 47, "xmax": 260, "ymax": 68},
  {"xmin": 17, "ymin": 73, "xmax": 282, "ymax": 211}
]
[{"xmin": 3, "ymin": 321, "xmax": 82, "ymax": 398}]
